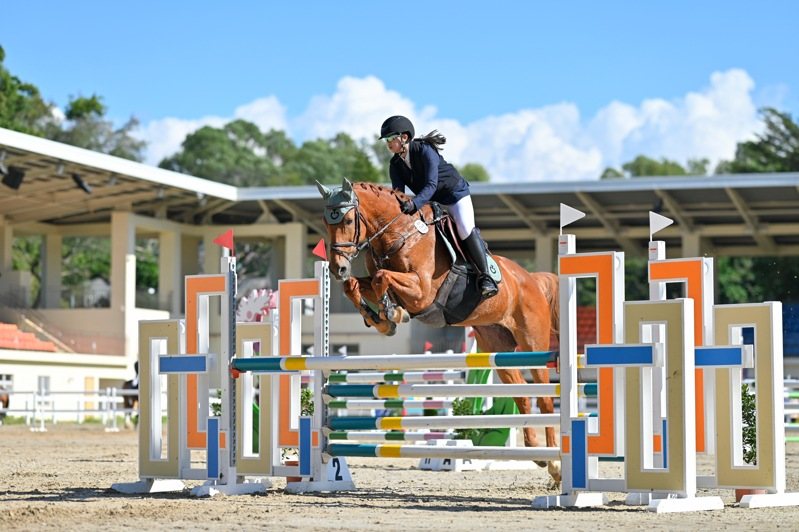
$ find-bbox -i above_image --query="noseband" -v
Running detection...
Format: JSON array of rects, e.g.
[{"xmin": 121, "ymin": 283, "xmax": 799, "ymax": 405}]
[{"xmin": 327, "ymin": 191, "xmax": 406, "ymax": 267}]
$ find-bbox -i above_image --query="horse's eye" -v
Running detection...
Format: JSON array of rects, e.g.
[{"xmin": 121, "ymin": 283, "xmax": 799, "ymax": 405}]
[{"xmin": 345, "ymin": 219, "xmax": 353, "ymax": 226}]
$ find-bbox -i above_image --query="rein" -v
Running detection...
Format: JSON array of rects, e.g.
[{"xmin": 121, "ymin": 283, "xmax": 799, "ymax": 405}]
[{"xmin": 328, "ymin": 190, "xmax": 434, "ymax": 268}]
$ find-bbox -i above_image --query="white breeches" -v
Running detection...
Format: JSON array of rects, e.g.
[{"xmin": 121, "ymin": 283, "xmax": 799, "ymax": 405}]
[{"xmin": 448, "ymin": 196, "xmax": 476, "ymax": 240}]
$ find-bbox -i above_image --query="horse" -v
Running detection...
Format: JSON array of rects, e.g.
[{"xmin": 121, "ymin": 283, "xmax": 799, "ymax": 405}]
[
  {"xmin": 0, "ymin": 387, "xmax": 9, "ymax": 425},
  {"xmin": 317, "ymin": 179, "xmax": 561, "ymax": 483},
  {"xmin": 121, "ymin": 362, "xmax": 139, "ymax": 429}
]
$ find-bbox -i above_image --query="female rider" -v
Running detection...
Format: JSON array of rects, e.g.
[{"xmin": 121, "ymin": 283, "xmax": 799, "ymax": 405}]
[{"xmin": 379, "ymin": 115, "xmax": 498, "ymax": 298}]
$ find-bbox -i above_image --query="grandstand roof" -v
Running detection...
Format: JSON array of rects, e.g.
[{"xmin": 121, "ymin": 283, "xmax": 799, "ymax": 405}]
[{"xmin": 2, "ymin": 127, "xmax": 799, "ymax": 257}]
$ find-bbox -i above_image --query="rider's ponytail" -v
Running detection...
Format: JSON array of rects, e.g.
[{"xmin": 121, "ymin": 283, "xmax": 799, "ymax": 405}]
[{"xmin": 418, "ymin": 130, "xmax": 446, "ymax": 152}]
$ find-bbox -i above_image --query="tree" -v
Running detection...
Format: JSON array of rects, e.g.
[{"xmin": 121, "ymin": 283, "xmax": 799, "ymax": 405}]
[
  {"xmin": 721, "ymin": 108, "xmax": 799, "ymax": 173},
  {"xmin": 459, "ymin": 163, "xmax": 490, "ymax": 182},
  {"xmin": 623, "ymin": 155, "xmax": 687, "ymax": 177},
  {"xmin": 286, "ymin": 133, "xmax": 381, "ymax": 185},
  {"xmin": 599, "ymin": 167, "xmax": 624, "ymax": 179},
  {"xmin": 160, "ymin": 120, "xmax": 283, "ymax": 186},
  {"xmin": 601, "ymin": 156, "xmax": 708, "ymax": 179},
  {"xmin": 713, "ymin": 108, "xmax": 799, "ymax": 304},
  {"xmin": 46, "ymin": 95, "xmax": 145, "ymax": 161},
  {"xmin": 0, "ymin": 46, "xmax": 53, "ymax": 135}
]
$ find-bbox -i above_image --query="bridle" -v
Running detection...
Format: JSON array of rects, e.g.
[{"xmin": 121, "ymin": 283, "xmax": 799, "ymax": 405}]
[{"xmin": 327, "ymin": 190, "xmax": 424, "ymax": 269}]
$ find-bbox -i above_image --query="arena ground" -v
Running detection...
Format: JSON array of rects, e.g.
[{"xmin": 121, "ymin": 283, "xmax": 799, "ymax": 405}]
[{"xmin": 1, "ymin": 424, "xmax": 798, "ymax": 530}]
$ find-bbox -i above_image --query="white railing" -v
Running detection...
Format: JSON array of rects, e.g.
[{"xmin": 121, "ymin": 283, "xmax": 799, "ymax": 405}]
[{"xmin": 0, "ymin": 388, "xmax": 163, "ymax": 432}]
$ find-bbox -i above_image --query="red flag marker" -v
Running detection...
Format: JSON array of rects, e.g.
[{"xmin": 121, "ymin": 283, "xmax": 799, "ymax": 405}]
[
  {"xmin": 423, "ymin": 341, "xmax": 433, "ymax": 352},
  {"xmin": 312, "ymin": 239, "xmax": 327, "ymax": 260},
  {"xmin": 213, "ymin": 229, "xmax": 235, "ymax": 252}
]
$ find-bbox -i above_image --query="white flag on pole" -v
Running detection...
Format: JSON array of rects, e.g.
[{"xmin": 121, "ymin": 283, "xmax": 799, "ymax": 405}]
[
  {"xmin": 560, "ymin": 203, "xmax": 586, "ymax": 234},
  {"xmin": 649, "ymin": 211, "xmax": 674, "ymax": 240}
]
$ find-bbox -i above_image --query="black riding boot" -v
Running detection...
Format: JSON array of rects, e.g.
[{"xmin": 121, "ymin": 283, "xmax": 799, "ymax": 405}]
[{"xmin": 462, "ymin": 230, "xmax": 499, "ymax": 298}]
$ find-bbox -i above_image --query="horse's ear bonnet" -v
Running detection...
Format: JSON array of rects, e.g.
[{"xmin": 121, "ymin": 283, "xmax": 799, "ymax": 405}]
[{"xmin": 319, "ymin": 178, "xmax": 358, "ymax": 225}]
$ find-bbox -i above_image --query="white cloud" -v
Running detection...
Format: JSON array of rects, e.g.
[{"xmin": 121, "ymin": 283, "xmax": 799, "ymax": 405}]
[
  {"xmin": 138, "ymin": 96, "xmax": 287, "ymax": 165},
  {"xmin": 137, "ymin": 69, "xmax": 762, "ymax": 180}
]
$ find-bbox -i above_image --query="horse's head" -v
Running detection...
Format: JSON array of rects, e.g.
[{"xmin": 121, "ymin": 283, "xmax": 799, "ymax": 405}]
[{"xmin": 317, "ymin": 178, "xmax": 360, "ymax": 281}]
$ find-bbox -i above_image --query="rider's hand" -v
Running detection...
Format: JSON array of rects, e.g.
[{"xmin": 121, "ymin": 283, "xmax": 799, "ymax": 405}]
[{"xmin": 400, "ymin": 199, "xmax": 417, "ymax": 214}]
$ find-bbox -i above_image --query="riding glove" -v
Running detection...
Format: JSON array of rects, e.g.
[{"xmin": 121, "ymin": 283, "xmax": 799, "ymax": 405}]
[{"xmin": 400, "ymin": 199, "xmax": 417, "ymax": 214}]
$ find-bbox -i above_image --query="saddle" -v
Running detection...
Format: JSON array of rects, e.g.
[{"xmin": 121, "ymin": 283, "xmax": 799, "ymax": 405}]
[{"xmin": 409, "ymin": 204, "xmax": 501, "ymax": 328}]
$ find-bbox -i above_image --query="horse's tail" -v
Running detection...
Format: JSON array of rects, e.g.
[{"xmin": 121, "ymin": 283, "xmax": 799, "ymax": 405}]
[{"xmin": 538, "ymin": 272, "xmax": 559, "ymax": 336}]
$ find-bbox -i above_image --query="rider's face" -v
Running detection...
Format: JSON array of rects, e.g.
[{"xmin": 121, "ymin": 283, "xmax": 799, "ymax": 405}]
[{"xmin": 385, "ymin": 134, "xmax": 405, "ymax": 154}]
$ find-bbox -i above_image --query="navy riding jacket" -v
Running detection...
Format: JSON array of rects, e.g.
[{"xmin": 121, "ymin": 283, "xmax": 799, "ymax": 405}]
[{"xmin": 390, "ymin": 140, "xmax": 470, "ymax": 210}]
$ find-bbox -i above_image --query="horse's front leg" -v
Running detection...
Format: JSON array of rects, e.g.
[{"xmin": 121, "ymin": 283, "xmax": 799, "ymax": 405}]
[
  {"xmin": 341, "ymin": 277, "xmax": 397, "ymax": 336},
  {"xmin": 371, "ymin": 270, "xmax": 426, "ymax": 324}
]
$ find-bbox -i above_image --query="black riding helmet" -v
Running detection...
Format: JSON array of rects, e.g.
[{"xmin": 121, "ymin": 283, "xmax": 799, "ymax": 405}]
[{"xmin": 379, "ymin": 115, "xmax": 414, "ymax": 140}]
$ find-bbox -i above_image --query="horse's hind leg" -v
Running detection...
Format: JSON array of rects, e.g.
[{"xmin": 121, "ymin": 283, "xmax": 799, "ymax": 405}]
[
  {"xmin": 473, "ymin": 327, "xmax": 543, "ymax": 451},
  {"xmin": 530, "ymin": 367, "xmax": 561, "ymax": 483}
]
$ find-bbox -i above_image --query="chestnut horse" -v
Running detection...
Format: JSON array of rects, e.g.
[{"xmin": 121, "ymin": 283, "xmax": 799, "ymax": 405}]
[{"xmin": 317, "ymin": 179, "xmax": 561, "ymax": 482}]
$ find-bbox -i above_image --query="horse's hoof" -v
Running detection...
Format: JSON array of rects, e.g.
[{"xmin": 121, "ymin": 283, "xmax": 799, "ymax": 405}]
[
  {"xmin": 362, "ymin": 318, "xmax": 372, "ymax": 328},
  {"xmin": 386, "ymin": 322, "xmax": 397, "ymax": 336},
  {"xmin": 548, "ymin": 460, "xmax": 562, "ymax": 484}
]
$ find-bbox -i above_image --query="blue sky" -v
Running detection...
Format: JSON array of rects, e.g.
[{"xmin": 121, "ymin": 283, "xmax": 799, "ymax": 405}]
[{"xmin": 3, "ymin": 1, "xmax": 797, "ymax": 181}]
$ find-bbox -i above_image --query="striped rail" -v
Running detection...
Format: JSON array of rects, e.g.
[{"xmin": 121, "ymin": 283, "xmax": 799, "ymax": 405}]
[
  {"xmin": 326, "ymin": 399, "xmax": 454, "ymax": 410},
  {"xmin": 325, "ymin": 382, "xmax": 598, "ymax": 399},
  {"xmin": 327, "ymin": 443, "xmax": 561, "ymax": 461},
  {"xmin": 326, "ymin": 431, "xmax": 457, "ymax": 442},
  {"xmin": 230, "ymin": 351, "xmax": 555, "ymax": 374},
  {"xmin": 328, "ymin": 370, "xmax": 466, "ymax": 384},
  {"xmin": 327, "ymin": 413, "xmax": 559, "ymax": 431}
]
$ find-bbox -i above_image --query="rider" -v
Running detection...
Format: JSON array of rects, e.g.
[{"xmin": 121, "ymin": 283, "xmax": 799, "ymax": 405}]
[{"xmin": 379, "ymin": 115, "xmax": 498, "ymax": 298}]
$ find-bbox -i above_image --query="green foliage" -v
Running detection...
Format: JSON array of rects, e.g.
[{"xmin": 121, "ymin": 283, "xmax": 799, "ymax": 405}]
[
  {"xmin": 686, "ymin": 158, "xmax": 710, "ymax": 175},
  {"xmin": 459, "ymin": 163, "xmax": 491, "ymax": 182},
  {"xmin": 160, "ymin": 121, "xmax": 285, "ymax": 186},
  {"xmin": 45, "ymin": 95, "xmax": 145, "ymax": 161},
  {"xmin": 0, "ymin": 48, "xmax": 144, "ymax": 160},
  {"xmin": 135, "ymin": 238, "xmax": 159, "ymax": 292},
  {"xmin": 741, "ymin": 383, "xmax": 757, "ymax": 464},
  {"xmin": 161, "ymin": 124, "xmax": 385, "ymax": 187},
  {"xmin": 716, "ymin": 257, "xmax": 799, "ymax": 304},
  {"xmin": 599, "ymin": 166, "xmax": 624, "ymax": 179},
  {"xmin": 624, "ymin": 257, "xmax": 649, "ymax": 302},
  {"xmin": 0, "ymin": 46, "xmax": 53, "ymax": 135},
  {"xmin": 724, "ymin": 108, "xmax": 799, "ymax": 173},
  {"xmin": 716, "ymin": 257, "xmax": 760, "ymax": 303},
  {"xmin": 64, "ymin": 94, "xmax": 105, "ymax": 120},
  {"xmin": 623, "ymin": 155, "xmax": 688, "ymax": 177},
  {"xmin": 61, "ymin": 237, "xmax": 111, "ymax": 292},
  {"xmin": 236, "ymin": 240, "xmax": 274, "ymax": 280},
  {"xmin": 601, "ymin": 156, "xmax": 708, "ymax": 179},
  {"xmin": 300, "ymin": 386, "xmax": 314, "ymax": 416},
  {"xmin": 451, "ymin": 397, "xmax": 480, "ymax": 441},
  {"xmin": 286, "ymin": 133, "xmax": 381, "ymax": 185},
  {"xmin": 11, "ymin": 236, "xmax": 42, "ymax": 305}
]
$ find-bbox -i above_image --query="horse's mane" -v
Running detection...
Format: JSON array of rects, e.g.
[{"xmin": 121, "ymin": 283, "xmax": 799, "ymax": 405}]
[{"xmin": 354, "ymin": 182, "xmax": 412, "ymax": 204}]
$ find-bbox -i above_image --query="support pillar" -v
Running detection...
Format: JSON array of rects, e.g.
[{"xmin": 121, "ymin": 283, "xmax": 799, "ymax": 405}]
[
  {"xmin": 283, "ymin": 223, "xmax": 307, "ymax": 279},
  {"xmin": 0, "ymin": 216, "xmax": 12, "ymax": 295},
  {"xmin": 681, "ymin": 232, "xmax": 705, "ymax": 258},
  {"xmin": 159, "ymin": 229, "xmax": 182, "ymax": 315},
  {"xmin": 535, "ymin": 235, "xmax": 555, "ymax": 273},
  {"xmin": 42, "ymin": 233, "xmax": 62, "ymax": 308},
  {"xmin": 111, "ymin": 211, "xmax": 137, "ymax": 362}
]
